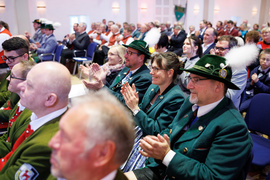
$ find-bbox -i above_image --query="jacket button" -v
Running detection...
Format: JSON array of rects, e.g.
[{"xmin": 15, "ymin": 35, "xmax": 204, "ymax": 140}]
[
  {"xmin": 183, "ymin": 147, "xmax": 188, "ymax": 153},
  {"xmin": 151, "ymin": 88, "xmax": 154, "ymax": 91},
  {"xmin": 171, "ymin": 176, "xmax": 175, "ymax": 179},
  {"xmin": 198, "ymin": 126, "xmax": 203, "ymax": 131},
  {"xmin": 1, "ymin": 159, "xmax": 4, "ymax": 162},
  {"xmin": 160, "ymin": 96, "xmax": 163, "ymax": 99}
]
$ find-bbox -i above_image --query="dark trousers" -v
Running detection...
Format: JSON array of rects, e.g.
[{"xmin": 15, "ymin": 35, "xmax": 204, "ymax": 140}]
[
  {"xmin": 60, "ymin": 49, "xmax": 85, "ymax": 65},
  {"xmin": 92, "ymin": 45, "xmax": 110, "ymax": 65}
]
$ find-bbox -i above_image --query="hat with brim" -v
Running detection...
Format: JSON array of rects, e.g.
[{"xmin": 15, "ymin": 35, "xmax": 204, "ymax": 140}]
[
  {"xmin": 44, "ymin": 24, "xmax": 54, "ymax": 30},
  {"xmin": 180, "ymin": 54, "xmax": 240, "ymax": 90},
  {"xmin": 123, "ymin": 40, "xmax": 151, "ymax": 58},
  {"xmin": 33, "ymin": 19, "xmax": 41, "ymax": 24}
]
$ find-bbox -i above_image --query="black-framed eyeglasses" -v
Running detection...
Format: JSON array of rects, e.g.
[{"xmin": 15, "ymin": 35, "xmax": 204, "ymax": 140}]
[
  {"xmin": 1, "ymin": 54, "xmax": 25, "ymax": 63},
  {"xmin": 214, "ymin": 47, "xmax": 230, "ymax": 52},
  {"xmin": 188, "ymin": 76, "xmax": 209, "ymax": 84},
  {"xmin": 125, "ymin": 50, "xmax": 141, "ymax": 56},
  {"xmin": 10, "ymin": 74, "xmax": 26, "ymax": 81},
  {"xmin": 149, "ymin": 65, "xmax": 167, "ymax": 72}
]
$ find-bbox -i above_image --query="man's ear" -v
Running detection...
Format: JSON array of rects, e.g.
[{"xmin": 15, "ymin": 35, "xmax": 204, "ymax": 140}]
[
  {"xmin": 92, "ymin": 141, "xmax": 116, "ymax": 167},
  {"xmin": 22, "ymin": 53, "xmax": 29, "ymax": 61},
  {"xmin": 45, "ymin": 93, "xmax": 57, "ymax": 107}
]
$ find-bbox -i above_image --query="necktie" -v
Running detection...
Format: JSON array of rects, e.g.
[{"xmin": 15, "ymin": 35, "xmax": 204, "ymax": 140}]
[
  {"xmin": 122, "ymin": 71, "xmax": 132, "ymax": 84},
  {"xmin": 190, "ymin": 107, "xmax": 199, "ymax": 126},
  {"xmin": 0, "ymin": 124, "xmax": 34, "ymax": 170}
]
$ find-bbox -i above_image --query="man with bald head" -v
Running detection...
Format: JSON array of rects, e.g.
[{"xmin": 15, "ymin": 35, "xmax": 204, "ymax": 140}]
[
  {"xmin": 0, "ymin": 62, "xmax": 71, "ymax": 179},
  {"xmin": 48, "ymin": 90, "xmax": 135, "ymax": 180}
]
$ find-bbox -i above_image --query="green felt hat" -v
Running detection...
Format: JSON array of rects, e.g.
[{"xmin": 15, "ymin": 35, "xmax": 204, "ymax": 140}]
[
  {"xmin": 123, "ymin": 40, "xmax": 150, "ymax": 58},
  {"xmin": 44, "ymin": 24, "xmax": 54, "ymax": 30},
  {"xmin": 181, "ymin": 54, "xmax": 239, "ymax": 90}
]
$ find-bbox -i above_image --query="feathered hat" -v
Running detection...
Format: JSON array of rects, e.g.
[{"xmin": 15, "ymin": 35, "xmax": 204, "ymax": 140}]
[{"xmin": 180, "ymin": 44, "xmax": 259, "ymax": 90}]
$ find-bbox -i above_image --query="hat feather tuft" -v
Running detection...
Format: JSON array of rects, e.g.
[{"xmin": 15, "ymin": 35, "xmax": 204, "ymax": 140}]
[{"xmin": 224, "ymin": 44, "xmax": 259, "ymax": 70}]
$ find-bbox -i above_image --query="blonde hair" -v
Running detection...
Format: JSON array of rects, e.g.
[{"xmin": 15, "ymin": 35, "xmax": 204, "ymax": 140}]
[
  {"xmin": 262, "ymin": 27, "xmax": 270, "ymax": 34},
  {"xmin": 110, "ymin": 45, "xmax": 126, "ymax": 64}
]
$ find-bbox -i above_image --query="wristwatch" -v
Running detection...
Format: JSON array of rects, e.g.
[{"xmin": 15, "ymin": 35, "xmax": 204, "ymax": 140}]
[{"xmin": 133, "ymin": 108, "xmax": 140, "ymax": 116}]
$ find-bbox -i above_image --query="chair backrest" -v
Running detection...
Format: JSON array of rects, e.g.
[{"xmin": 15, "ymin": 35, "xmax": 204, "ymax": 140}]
[
  {"xmin": 54, "ymin": 45, "xmax": 64, "ymax": 62},
  {"xmin": 244, "ymin": 93, "xmax": 270, "ymax": 136},
  {"xmin": 86, "ymin": 42, "xmax": 97, "ymax": 58}
]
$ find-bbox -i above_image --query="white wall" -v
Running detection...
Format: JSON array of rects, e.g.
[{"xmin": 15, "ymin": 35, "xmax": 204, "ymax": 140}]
[{"xmin": 0, "ymin": 0, "xmax": 269, "ymax": 41}]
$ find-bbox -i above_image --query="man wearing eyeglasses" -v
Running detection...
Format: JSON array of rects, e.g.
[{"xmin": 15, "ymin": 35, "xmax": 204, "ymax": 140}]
[
  {"xmin": 83, "ymin": 40, "xmax": 152, "ymax": 104},
  {"xmin": 125, "ymin": 54, "xmax": 252, "ymax": 180},
  {"xmin": 0, "ymin": 37, "xmax": 29, "ymax": 107},
  {"xmin": 210, "ymin": 35, "xmax": 248, "ymax": 109},
  {"xmin": 0, "ymin": 61, "xmax": 34, "ymax": 138}
]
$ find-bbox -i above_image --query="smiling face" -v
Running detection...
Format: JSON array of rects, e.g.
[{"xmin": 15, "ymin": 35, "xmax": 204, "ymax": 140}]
[
  {"xmin": 183, "ymin": 38, "xmax": 197, "ymax": 57},
  {"xmin": 107, "ymin": 48, "xmax": 122, "ymax": 66},
  {"xmin": 150, "ymin": 60, "xmax": 172, "ymax": 86},
  {"xmin": 124, "ymin": 47, "xmax": 144, "ymax": 70},
  {"xmin": 203, "ymin": 28, "xmax": 216, "ymax": 45},
  {"xmin": 187, "ymin": 74, "xmax": 219, "ymax": 106}
]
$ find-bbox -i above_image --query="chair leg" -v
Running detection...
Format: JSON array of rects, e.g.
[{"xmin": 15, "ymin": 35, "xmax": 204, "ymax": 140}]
[{"xmin": 73, "ymin": 61, "xmax": 77, "ymax": 75}]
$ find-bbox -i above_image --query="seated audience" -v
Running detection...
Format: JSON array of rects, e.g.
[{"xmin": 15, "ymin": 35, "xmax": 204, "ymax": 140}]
[
  {"xmin": 25, "ymin": 19, "xmax": 42, "ymax": 44},
  {"xmin": 216, "ymin": 20, "xmax": 225, "ymax": 37},
  {"xmin": 0, "ymin": 61, "xmax": 34, "ymax": 140},
  {"xmin": 83, "ymin": 40, "xmax": 152, "ymax": 104},
  {"xmin": 30, "ymin": 22, "xmax": 59, "ymax": 62},
  {"xmin": 0, "ymin": 62, "xmax": 71, "ymax": 179},
  {"xmin": 224, "ymin": 20, "xmax": 239, "ymax": 37},
  {"xmin": 60, "ymin": 22, "xmax": 90, "ymax": 65},
  {"xmin": 80, "ymin": 45, "xmax": 126, "ymax": 85},
  {"xmin": 257, "ymin": 27, "xmax": 270, "ymax": 50},
  {"xmin": 187, "ymin": 25, "xmax": 195, "ymax": 37},
  {"xmin": 115, "ymin": 27, "xmax": 134, "ymax": 46},
  {"xmin": 240, "ymin": 48, "xmax": 270, "ymax": 112},
  {"xmin": 238, "ymin": 23, "xmax": 248, "ymax": 39},
  {"xmin": 0, "ymin": 37, "xmax": 29, "ymax": 107},
  {"xmin": 202, "ymin": 27, "xmax": 217, "ymax": 55},
  {"xmin": 62, "ymin": 23, "xmax": 79, "ymax": 46},
  {"xmin": 154, "ymin": 33, "xmax": 169, "ymax": 53},
  {"xmin": 195, "ymin": 20, "xmax": 207, "ymax": 41},
  {"xmin": 211, "ymin": 35, "xmax": 248, "ymax": 109},
  {"xmin": 137, "ymin": 24, "xmax": 148, "ymax": 41},
  {"xmin": 246, "ymin": 30, "xmax": 261, "ymax": 71},
  {"xmin": 130, "ymin": 23, "xmax": 140, "ymax": 38},
  {"xmin": 178, "ymin": 36, "xmax": 202, "ymax": 96},
  {"xmin": 0, "ymin": 21, "xmax": 12, "ymax": 68},
  {"xmin": 48, "ymin": 90, "xmax": 134, "ymax": 180},
  {"xmin": 120, "ymin": 52, "xmax": 185, "ymax": 172},
  {"xmin": 92, "ymin": 24, "xmax": 121, "ymax": 65},
  {"xmin": 168, "ymin": 26, "xmax": 186, "ymax": 56},
  {"xmin": 125, "ymin": 54, "xmax": 253, "ymax": 180},
  {"xmin": 0, "ymin": 60, "xmax": 34, "ymax": 129}
]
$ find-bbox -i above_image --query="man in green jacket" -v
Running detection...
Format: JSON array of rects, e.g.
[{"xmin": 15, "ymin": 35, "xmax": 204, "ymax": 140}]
[
  {"xmin": 48, "ymin": 90, "xmax": 134, "ymax": 180},
  {"xmin": 0, "ymin": 36, "xmax": 30, "ymax": 107},
  {"xmin": 0, "ymin": 62, "xmax": 71, "ymax": 179},
  {"xmin": 126, "ymin": 54, "xmax": 253, "ymax": 180}
]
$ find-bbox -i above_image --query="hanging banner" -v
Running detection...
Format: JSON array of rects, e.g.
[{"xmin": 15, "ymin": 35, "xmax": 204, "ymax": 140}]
[{"xmin": 174, "ymin": 5, "xmax": 186, "ymax": 21}]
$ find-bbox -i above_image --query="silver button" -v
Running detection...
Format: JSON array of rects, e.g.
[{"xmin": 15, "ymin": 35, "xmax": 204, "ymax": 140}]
[
  {"xmin": 198, "ymin": 126, "xmax": 203, "ymax": 131},
  {"xmin": 26, "ymin": 130, "xmax": 29, "ymax": 134}
]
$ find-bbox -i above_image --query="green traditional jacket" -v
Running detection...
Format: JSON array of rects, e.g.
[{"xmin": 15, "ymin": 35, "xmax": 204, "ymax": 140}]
[
  {"xmin": 0, "ymin": 113, "xmax": 63, "ymax": 179},
  {"xmin": 106, "ymin": 64, "xmax": 152, "ymax": 104},
  {"xmin": 0, "ymin": 92, "xmax": 20, "ymax": 123},
  {"xmin": 135, "ymin": 84, "xmax": 185, "ymax": 136},
  {"xmin": 0, "ymin": 71, "xmax": 11, "ymax": 107},
  {"xmin": 146, "ymin": 97, "xmax": 253, "ymax": 180}
]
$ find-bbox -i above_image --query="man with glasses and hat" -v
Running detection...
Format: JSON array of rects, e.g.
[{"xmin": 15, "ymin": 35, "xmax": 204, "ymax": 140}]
[
  {"xmin": 125, "ymin": 54, "xmax": 253, "ymax": 180},
  {"xmin": 0, "ymin": 37, "xmax": 29, "ymax": 107},
  {"xmin": 83, "ymin": 40, "xmax": 152, "ymax": 104}
]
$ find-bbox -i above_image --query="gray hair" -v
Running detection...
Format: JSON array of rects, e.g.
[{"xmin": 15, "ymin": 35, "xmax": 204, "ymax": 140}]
[{"xmin": 72, "ymin": 90, "xmax": 135, "ymax": 165}]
